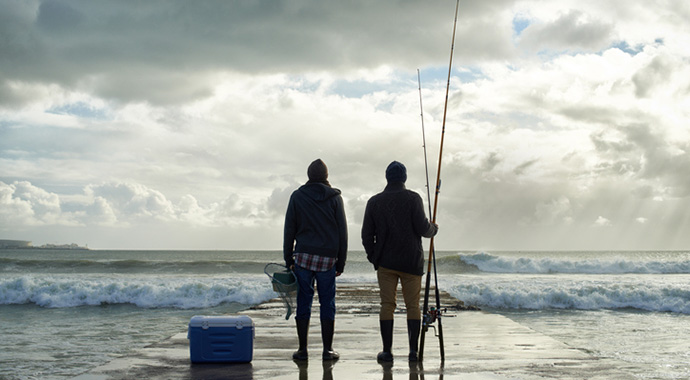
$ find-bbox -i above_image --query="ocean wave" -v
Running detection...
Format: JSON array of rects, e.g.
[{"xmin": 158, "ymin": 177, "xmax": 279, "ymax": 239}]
[
  {"xmin": 0, "ymin": 257, "xmax": 269, "ymax": 275},
  {"xmin": 441, "ymin": 275, "xmax": 690, "ymax": 314},
  {"xmin": 0, "ymin": 274, "xmax": 276, "ymax": 309},
  {"xmin": 459, "ymin": 252, "xmax": 690, "ymax": 274}
]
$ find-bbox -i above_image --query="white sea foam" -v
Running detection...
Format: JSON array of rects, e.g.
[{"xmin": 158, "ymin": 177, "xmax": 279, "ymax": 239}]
[
  {"xmin": 460, "ymin": 252, "xmax": 690, "ymax": 274},
  {"xmin": 0, "ymin": 274, "xmax": 276, "ymax": 309},
  {"xmin": 441, "ymin": 274, "xmax": 690, "ymax": 314}
]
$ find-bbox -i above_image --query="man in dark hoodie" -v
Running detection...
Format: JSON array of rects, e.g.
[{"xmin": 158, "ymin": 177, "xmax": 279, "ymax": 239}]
[
  {"xmin": 284, "ymin": 159, "xmax": 348, "ymax": 361},
  {"xmin": 361, "ymin": 161, "xmax": 438, "ymax": 362}
]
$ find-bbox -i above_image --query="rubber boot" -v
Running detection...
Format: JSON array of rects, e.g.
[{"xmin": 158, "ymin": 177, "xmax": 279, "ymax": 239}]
[
  {"xmin": 407, "ymin": 319, "xmax": 421, "ymax": 362},
  {"xmin": 293, "ymin": 318, "xmax": 309, "ymax": 360},
  {"xmin": 377, "ymin": 319, "xmax": 394, "ymax": 362},
  {"xmin": 321, "ymin": 319, "xmax": 340, "ymax": 361}
]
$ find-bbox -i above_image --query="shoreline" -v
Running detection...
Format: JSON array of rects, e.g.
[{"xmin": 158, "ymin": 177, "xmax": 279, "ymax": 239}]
[{"xmin": 72, "ymin": 283, "xmax": 636, "ymax": 380}]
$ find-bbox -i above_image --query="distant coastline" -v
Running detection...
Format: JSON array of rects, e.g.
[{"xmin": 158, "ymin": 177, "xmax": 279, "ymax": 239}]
[
  {"xmin": 0, "ymin": 239, "xmax": 89, "ymax": 250},
  {"xmin": 33, "ymin": 243, "xmax": 90, "ymax": 250}
]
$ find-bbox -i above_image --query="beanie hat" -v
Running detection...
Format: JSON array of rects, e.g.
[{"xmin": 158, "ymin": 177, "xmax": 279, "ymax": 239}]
[
  {"xmin": 385, "ymin": 161, "xmax": 407, "ymax": 183},
  {"xmin": 307, "ymin": 159, "xmax": 329, "ymax": 183}
]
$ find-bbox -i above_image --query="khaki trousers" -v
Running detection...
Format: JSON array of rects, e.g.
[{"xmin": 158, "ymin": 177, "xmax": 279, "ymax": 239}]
[{"xmin": 377, "ymin": 266, "xmax": 422, "ymax": 320}]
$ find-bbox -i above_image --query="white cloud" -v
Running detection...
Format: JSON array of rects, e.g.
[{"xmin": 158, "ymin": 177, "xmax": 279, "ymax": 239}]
[
  {"xmin": 86, "ymin": 196, "xmax": 118, "ymax": 226},
  {"xmin": 85, "ymin": 182, "xmax": 175, "ymax": 221},
  {"xmin": 0, "ymin": 181, "xmax": 79, "ymax": 227},
  {"xmin": 593, "ymin": 216, "xmax": 612, "ymax": 227},
  {"xmin": 0, "ymin": 181, "xmax": 35, "ymax": 226}
]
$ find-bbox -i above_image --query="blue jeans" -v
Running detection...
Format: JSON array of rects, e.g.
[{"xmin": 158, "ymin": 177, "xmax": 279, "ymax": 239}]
[{"xmin": 294, "ymin": 265, "xmax": 337, "ymax": 321}]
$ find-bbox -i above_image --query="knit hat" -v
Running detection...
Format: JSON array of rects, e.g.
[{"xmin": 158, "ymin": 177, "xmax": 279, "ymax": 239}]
[
  {"xmin": 307, "ymin": 159, "xmax": 329, "ymax": 182},
  {"xmin": 385, "ymin": 161, "xmax": 407, "ymax": 183}
]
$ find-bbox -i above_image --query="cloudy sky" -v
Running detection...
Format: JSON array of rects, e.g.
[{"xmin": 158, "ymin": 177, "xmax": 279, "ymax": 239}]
[{"xmin": 2, "ymin": 0, "xmax": 689, "ymax": 251}]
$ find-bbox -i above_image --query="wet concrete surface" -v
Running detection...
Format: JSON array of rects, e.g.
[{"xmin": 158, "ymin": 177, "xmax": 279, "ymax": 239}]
[{"xmin": 72, "ymin": 284, "xmax": 635, "ymax": 380}]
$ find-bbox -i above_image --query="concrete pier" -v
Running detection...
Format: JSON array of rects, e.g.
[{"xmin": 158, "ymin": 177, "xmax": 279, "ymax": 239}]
[{"xmin": 73, "ymin": 284, "xmax": 635, "ymax": 379}]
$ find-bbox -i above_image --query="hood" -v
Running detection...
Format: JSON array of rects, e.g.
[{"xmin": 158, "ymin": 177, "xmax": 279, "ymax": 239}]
[{"xmin": 299, "ymin": 183, "xmax": 341, "ymax": 201}]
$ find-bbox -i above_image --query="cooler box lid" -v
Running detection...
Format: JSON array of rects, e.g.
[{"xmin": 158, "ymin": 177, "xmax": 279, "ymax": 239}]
[{"xmin": 189, "ymin": 315, "xmax": 254, "ymax": 330}]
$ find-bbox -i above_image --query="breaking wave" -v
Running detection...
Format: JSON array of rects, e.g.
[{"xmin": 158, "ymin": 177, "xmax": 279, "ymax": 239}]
[
  {"xmin": 0, "ymin": 274, "xmax": 275, "ymax": 309},
  {"xmin": 459, "ymin": 252, "xmax": 690, "ymax": 274},
  {"xmin": 442, "ymin": 275, "xmax": 690, "ymax": 314}
]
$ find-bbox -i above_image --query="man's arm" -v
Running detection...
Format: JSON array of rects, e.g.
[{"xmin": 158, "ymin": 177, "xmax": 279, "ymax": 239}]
[
  {"xmin": 335, "ymin": 195, "xmax": 348, "ymax": 274},
  {"xmin": 412, "ymin": 193, "xmax": 438, "ymax": 238},
  {"xmin": 283, "ymin": 194, "xmax": 297, "ymax": 268},
  {"xmin": 361, "ymin": 199, "xmax": 378, "ymax": 266}
]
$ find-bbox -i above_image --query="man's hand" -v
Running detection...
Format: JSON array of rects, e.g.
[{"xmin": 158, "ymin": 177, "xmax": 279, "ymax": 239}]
[
  {"xmin": 336, "ymin": 271, "xmax": 342, "ymax": 277},
  {"xmin": 430, "ymin": 222, "xmax": 439, "ymax": 236}
]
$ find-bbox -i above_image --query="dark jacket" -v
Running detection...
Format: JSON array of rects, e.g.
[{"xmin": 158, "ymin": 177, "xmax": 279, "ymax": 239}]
[
  {"xmin": 361, "ymin": 182, "xmax": 437, "ymax": 275},
  {"xmin": 283, "ymin": 182, "xmax": 348, "ymax": 273}
]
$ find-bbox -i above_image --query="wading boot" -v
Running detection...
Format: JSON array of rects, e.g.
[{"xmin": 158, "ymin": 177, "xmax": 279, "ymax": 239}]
[
  {"xmin": 293, "ymin": 318, "xmax": 309, "ymax": 360},
  {"xmin": 377, "ymin": 319, "xmax": 394, "ymax": 362},
  {"xmin": 407, "ymin": 319, "xmax": 421, "ymax": 362},
  {"xmin": 321, "ymin": 319, "xmax": 340, "ymax": 361}
]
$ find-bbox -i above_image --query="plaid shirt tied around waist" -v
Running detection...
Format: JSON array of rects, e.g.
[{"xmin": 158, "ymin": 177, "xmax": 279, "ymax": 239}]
[{"xmin": 294, "ymin": 252, "xmax": 337, "ymax": 272}]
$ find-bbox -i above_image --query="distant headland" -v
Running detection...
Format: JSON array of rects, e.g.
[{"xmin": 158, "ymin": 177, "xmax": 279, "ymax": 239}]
[{"xmin": 0, "ymin": 239, "xmax": 89, "ymax": 250}]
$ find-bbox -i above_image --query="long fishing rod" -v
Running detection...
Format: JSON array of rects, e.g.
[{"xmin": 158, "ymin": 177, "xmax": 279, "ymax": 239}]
[
  {"xmin": 418, "ymin": 69, "xmax": 433, "ymax": 219},
  {"xmin": 419, "ymin": 0, "xmax": 460, "ymax": 362}
]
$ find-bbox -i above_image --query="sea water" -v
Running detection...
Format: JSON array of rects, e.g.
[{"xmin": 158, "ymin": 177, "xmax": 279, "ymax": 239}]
[
  {"xmin": 1, "ymin": 249, "xmax": 689, "ymax": 379},
  {"xmin": 0, "ymin": 249, "xmax": 278, "ymax": 379},
  {"xmin": 440, "ymin": 251, "xmax": 690, "ymax": 379}
]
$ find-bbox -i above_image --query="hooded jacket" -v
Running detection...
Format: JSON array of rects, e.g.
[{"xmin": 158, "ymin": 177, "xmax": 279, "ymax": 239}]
[
  {"xmin": 283, "ymin": 182, "xmax": 348, "ymax": 273},
  {"xmin": 361, "ymin": 182, "xmax": 437, "ymax": 275}
]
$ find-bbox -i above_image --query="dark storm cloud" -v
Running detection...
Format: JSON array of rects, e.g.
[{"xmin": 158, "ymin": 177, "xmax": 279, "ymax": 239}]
[
  {"xmin": 37, "ymin": 0, "xmax": 85, "ymax": 31},
  {"xmin": 0, "ymin": 0, "xmax": 517, "ymax": 106}
]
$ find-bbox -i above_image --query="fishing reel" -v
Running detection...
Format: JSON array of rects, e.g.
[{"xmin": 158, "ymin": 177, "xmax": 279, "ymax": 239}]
[{"xmin": 422, "ymin": 307, "xmax": 446, "ymax": 337}]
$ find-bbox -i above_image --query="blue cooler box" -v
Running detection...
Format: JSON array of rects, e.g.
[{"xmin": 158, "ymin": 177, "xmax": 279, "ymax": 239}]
[{"xmin": 187, "ymin": 315, "xmax": 254, "ymax": 363}]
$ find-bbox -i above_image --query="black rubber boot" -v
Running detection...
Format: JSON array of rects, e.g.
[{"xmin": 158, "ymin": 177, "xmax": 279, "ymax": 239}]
[
  {"xmin": 293, "ymin": 318, "xmax": 309, "ymax": 360},
  {"xmin": 407, "ymin": 319, "xmax": 421, "ymax": 362},
  {"xmin": 321, "ymin": 319, "xmax": 340, "ymax": 361},
  {"xmin": 377, "ymin": 319, "xmax": 394, "ymax": 362}
]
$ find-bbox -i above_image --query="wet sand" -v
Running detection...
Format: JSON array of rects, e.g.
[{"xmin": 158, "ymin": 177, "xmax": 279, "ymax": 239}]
[{"xmin": 72, "ymin": 283, "xmax": 635, "ymax": 379}]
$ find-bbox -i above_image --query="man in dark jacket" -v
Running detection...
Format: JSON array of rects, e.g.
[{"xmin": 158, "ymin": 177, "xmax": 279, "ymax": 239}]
[
  {"xmin": 361, "ymin": 161, "xmax": 437, "ymax": 362},
  {"xmin": 284, "ymin": 159, "xmax": 348, "ymax": 361}
]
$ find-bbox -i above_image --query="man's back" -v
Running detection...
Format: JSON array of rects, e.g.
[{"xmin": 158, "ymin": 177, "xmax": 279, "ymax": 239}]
[{"xmin": 362, "ymin": 182, "xmax": 434, "ymax": 276}]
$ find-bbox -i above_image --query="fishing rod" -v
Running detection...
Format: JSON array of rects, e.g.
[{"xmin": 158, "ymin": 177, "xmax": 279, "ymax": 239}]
[
  {"xmin": 419, "ymin": 0, "xmax": 460, "ymax": 362},
  {"xmin": 417, "ymin": 69, "xmax": 445, "ymax": 361},
  {"xmin": 418, "ymin": 69, "xmax": 433, "ymax": 219}
]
